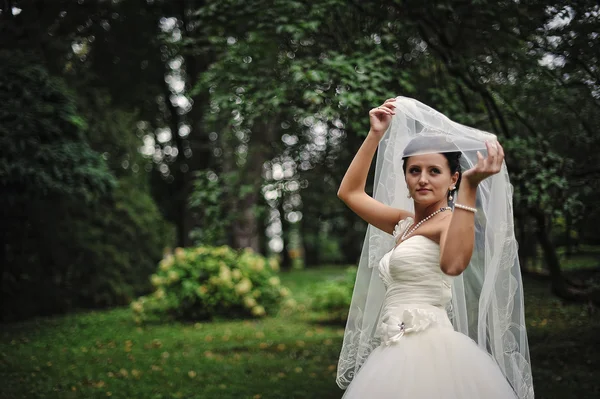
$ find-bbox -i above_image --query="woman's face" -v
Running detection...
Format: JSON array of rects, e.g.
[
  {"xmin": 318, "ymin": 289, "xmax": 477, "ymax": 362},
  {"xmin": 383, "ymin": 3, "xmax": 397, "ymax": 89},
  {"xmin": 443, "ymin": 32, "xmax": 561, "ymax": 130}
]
[{"xmin": 404, "ymin": 153, "xmax": 458, "ymax": 204}]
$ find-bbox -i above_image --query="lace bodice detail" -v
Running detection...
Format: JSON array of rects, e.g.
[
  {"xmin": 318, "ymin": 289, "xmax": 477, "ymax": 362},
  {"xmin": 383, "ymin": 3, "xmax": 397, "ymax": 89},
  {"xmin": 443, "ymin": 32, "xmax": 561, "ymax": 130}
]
[{"xmin": 378, "ymin": 235, "xmax": 453, "ymax": 307}]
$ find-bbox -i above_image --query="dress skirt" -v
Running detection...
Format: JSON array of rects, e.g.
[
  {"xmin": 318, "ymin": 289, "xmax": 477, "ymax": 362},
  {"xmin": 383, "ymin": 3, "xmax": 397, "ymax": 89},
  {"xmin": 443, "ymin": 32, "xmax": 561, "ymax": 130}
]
[{"xmin": 341, "ymin": 308, "xmax": 517, "ymax": 399}]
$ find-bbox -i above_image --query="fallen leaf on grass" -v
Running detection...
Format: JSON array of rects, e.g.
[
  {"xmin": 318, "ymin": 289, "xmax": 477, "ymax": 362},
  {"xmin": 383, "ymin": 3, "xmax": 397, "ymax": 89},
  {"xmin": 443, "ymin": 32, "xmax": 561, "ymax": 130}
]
[{"xmin": 93, "ymin": 380, "xmax": 106, "ymax": 388}]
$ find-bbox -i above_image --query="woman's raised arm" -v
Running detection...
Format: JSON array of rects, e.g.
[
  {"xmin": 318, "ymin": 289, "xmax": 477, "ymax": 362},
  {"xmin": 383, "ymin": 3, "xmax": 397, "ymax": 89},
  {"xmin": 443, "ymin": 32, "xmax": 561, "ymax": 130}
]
[
  {"xmin": 337, "ymin": 99, "xmax": 413, "ymax": 235},
  {"xmin": 439, "ymin": 141, "xmax": 505, "ymax": 275}
]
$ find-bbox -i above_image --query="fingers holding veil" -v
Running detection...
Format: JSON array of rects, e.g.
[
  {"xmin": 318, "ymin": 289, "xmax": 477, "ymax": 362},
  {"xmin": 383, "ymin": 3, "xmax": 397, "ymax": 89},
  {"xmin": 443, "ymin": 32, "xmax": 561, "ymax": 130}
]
[
  {"xmin": 468, "ymin": 140, "xmax": 505, "ymax": 185},
  {"xmin": 485, "ymin": 140, "xmax": 504, "ymax": 173},
  {"xmin": 369, "ymin": 98, "xmax": 397, "ymax": 136},
  {"xmin": 369, "ymin": 99, "xmax": 396, "ymax": 116}
]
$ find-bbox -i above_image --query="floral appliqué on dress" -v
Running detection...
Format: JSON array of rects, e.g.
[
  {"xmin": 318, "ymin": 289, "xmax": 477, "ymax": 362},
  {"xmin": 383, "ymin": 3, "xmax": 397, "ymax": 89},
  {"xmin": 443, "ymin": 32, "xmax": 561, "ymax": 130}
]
[
  {"xmin": 379, "ymin": 308, "xmax": 440, "ymax": 345},
  {"xmin": 392, "ymin": 217, "xmax": 414, "ymax": 243}
]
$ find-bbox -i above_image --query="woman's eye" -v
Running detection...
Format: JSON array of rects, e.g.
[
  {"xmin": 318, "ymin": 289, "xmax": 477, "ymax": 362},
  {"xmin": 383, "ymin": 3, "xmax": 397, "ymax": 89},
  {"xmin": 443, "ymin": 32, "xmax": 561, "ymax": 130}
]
[
  {"xmin": 409, "ymin": 168, "xmax": 419, "ymax": 173},
  {"xmin": 431, "ymin": 168, "xmax": 441, "ymax": 174}
]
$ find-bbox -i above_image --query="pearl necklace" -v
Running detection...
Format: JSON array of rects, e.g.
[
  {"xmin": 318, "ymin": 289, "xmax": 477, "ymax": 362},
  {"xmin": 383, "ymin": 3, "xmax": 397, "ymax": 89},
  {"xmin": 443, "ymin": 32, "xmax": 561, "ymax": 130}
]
[{"xmin": 401, "ymin": 207, "xmax": 452, "ymax": 241}]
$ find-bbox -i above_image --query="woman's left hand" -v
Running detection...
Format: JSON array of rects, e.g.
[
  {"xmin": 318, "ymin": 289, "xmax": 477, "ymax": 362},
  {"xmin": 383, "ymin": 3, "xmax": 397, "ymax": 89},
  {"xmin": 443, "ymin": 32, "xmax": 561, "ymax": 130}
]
[{"xmin": 462, "ymin": 140, "xmax": 505, "ymax": 186}]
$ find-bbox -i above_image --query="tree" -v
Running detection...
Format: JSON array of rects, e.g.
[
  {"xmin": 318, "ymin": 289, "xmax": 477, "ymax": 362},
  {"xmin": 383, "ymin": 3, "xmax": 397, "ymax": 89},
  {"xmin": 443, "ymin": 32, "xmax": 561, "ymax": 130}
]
[
  {"xmin": 0, "ymin": 50, "xmax": 116, "ymax": 319},
  {"xmin": 0, "ymin": 3, "xmax": 177, "ymax": 319}
]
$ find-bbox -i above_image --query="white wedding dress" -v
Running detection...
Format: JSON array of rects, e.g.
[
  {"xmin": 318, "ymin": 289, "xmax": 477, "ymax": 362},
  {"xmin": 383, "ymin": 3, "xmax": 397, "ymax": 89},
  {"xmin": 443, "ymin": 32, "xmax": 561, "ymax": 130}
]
[{"xmin": 341, "ymin": 235, "xmax": 518, "ymax": 399}]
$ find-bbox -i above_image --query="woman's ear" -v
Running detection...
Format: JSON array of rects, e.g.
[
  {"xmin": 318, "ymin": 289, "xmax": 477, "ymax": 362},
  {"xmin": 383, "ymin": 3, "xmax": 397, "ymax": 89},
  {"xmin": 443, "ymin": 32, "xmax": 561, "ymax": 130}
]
[{"xmin": 451, "ymin": 171, "xmax": 459, "ymax": 186}]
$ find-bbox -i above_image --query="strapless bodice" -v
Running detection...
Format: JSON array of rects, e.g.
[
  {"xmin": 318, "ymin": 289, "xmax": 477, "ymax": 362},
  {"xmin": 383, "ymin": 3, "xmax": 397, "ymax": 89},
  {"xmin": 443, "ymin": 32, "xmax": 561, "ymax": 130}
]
[
  {"xmin": 378, "ymin": 235, "xmax": 453, "ymax": 307},
  {"xmin": 376, "ymin": 235, "xmax": 455, "ymax": 345}
]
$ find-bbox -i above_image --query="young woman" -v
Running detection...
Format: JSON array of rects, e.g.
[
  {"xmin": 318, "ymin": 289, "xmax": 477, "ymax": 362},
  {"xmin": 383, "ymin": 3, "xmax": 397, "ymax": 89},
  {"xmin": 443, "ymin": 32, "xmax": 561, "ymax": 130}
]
[{"xmin": 335, "ymin": 97, "xmax": 534, "ymax": 398}]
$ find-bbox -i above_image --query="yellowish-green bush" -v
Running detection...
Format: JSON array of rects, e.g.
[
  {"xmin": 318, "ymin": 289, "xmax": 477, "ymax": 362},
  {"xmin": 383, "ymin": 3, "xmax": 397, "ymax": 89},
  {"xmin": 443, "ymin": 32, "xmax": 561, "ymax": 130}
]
[
  {"xmin": 311, "ymin": 266, "xmax": 357, "ymax": 321},
  {"xmin": 131, "ymin": 246, "xmax": 290, "ymax": 323}
]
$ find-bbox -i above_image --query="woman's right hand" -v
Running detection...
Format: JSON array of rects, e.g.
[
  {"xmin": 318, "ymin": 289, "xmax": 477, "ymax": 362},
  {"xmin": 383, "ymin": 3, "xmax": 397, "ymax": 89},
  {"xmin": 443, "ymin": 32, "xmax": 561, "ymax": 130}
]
[{"xmin": 368, "ymin": 98, "xmax": 396, "ymax": 138}]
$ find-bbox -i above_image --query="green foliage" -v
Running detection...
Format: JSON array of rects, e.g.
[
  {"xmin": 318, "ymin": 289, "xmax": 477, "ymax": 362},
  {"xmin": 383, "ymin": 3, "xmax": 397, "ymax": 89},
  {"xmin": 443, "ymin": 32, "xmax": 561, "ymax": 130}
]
[
  {"xmin": 70, "ymin": 176, "xmax": 176, "ymax": 306},
  {"xmin": 302, "ymin": 230, "xmax": 345, "ymax": 265},
  {"xmin": 0, "ymin": 52, "xmax": 174, "ymax": 321},
  {"xmin": 188, "ymin": 170, "xmax": 231, "ymax": 246},
  {"xmin": 0, "ymin": 51, "xmax": 115, "ymax": 320},
  {"xmin": 504, "ymin": 136, "xmax": 584, "ymax": 219},
  {"xmin": 311, "ymin": 266, "xmax": 357, "ymax": 320},
  {"xmin": 131, "ymin": 246, "xmax": 291, "ymax": 322},
  {"xmin": 0, "ymin": 50, "xmax": 115, "ymax": 202},
  {"xmin": 1, "ymin": 176, "xmax": 175, "ymax": 320}
]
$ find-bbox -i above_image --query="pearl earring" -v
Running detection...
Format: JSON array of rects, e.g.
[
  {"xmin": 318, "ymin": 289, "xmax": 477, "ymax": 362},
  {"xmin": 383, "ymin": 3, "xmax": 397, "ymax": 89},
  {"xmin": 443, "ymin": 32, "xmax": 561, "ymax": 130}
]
[
  {"xmin": 448, "ymin": 186, "xmax": 456, "ymax": 201},
  {"xmin": 407, "ymin": 192, "xmax": 411, "ymax": 199}
]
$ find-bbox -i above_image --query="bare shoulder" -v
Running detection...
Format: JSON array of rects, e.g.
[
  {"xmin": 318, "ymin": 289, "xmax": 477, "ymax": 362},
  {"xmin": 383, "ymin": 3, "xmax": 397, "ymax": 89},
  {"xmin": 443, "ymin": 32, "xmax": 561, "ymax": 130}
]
[{"xmin": 421, "ymin": 213, "xmax": 453, "ymax": 245}]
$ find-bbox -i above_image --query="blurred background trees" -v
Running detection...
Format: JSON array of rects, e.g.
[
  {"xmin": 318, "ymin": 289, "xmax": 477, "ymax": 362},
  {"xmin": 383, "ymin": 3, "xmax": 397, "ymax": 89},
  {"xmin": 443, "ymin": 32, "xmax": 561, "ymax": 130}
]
[{"xmin": 1, "ymin": 0, "xmax": 599, "ymax": 321}]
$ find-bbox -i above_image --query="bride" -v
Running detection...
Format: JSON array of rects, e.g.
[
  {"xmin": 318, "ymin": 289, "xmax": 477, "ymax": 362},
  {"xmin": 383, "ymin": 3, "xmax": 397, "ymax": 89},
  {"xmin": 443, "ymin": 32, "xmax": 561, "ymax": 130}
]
[{"xmin": 335, "ymin": 97, "xmax": 534, "ymax": 398}]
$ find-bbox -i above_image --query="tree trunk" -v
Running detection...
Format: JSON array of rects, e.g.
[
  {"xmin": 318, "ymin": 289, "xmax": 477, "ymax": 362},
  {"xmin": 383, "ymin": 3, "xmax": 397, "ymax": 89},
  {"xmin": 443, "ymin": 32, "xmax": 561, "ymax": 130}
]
[
  {"xmin": 340, "ymin": 211, "xmax": 364, "ymax": 265},
  {"xmin": 170, "ymin": 0, "xmax": 212, "ymax": 247},
  {"xmin": 531, "ymin": 209, "xmax": 589, "ymax": 302},
  {"xmin": 256, "ymin": 194, "xmax": 269, "ymax": 256},
  {"xmin": 565, "ymin": 212, "xmax": 573, "ymax": 258},
  {"xmin": 517, "ymin": 211, "xmax": 537, "ymax": 272},
  {"xmin": 3, "ymin": 0, "xmax": 14, "ymax": 19},
  {"xmin": 278, "ymin": 195, "xmax": 292, "ymax": 270},
  {"xmin": 301, "ymin": 217, "xmax": 320, "ymax": 267},
  {"xmin": 162, "ymin": 82, "xmax": 193, "ymax": 248},
  {"xmin": 532, "ymin": 210, "xmax": 565, "ymax": 288},
  {"xmin": 233, "ymin": 194, "xmax": 261, "ymax": 251},
  {"xmin": 231, "ymin": 121, "xmax": 277, "ymax": 251}
]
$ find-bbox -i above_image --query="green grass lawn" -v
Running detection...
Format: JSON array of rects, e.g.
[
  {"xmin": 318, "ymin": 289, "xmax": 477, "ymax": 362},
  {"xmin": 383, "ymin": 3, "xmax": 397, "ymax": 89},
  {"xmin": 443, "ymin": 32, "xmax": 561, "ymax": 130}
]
[{"xmin": 1, "ymin": 265, "xmax": 599, "ymax": 399}]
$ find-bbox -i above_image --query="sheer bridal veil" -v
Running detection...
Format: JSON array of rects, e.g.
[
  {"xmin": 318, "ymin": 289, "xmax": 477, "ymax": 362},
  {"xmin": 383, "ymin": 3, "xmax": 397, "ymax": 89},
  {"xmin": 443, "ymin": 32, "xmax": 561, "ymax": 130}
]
[{"xmin": 336, "ymin": 96, "xmax": 534, "ymax": 399}]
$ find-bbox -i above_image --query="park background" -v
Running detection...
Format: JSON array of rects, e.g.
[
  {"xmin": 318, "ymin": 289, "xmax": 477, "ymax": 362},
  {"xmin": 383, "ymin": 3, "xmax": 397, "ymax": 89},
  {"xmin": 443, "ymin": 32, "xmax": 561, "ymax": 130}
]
[{"xmin": 1, "ymin": 0, "xmax": 599, "ymax": 398}]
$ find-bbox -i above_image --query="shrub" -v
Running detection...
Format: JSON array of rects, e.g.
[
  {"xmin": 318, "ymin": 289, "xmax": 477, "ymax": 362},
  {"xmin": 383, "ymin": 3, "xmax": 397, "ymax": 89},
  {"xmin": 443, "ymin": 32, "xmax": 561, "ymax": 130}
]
[
  {"xmin": 0, "ymin": 53, "xmax": 174, "ymax": 321},
  {"xmin": 131, "ymin": 246, "xmax": 291, "ymax": 323},
  {"xmin": 1, "ymin": 179, "xmax": 175, "ymax": 321},
  {"xmin": 311, "ymin": 266, "xmax": 357, "ymax": 321}
]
